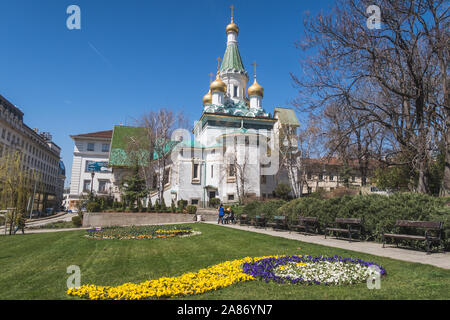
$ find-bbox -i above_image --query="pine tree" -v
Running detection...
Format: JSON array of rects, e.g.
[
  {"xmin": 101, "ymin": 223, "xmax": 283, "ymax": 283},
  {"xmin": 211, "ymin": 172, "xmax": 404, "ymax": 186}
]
[{"xmin": 120, "ymin": 165, "xmax": 148, "ymax": 209}]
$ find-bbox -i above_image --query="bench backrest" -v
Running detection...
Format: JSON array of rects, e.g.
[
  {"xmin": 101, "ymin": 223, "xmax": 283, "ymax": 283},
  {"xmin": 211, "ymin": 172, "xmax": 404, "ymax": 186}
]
[
  {"xmin": 273, "ymin": 216, "xmax": 286, "ymax": 220},
  {"xmin": 395, "ymin": 220, "xmax": 443, "ymax": 229},
  {"xmin": 336, "ymin": 218, "xmax": 362, "ymax": 225},
  {"xmin": 299, "ymin": 216, "xmax": 318, "ymax": 223},
  {"xmin": 256, "ymin": 214, "xmax": 266, "ymax": 219}
]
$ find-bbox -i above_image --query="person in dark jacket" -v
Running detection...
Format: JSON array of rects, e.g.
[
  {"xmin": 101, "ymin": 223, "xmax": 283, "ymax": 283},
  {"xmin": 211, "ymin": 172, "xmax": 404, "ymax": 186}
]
[
  {"xmin": 218, "ymin": 204, "xmax": 225, "ymax": 224},
  {"xmin": 227, "ymin": 207, "xmax": 235, "ymax": 224},
  {"xmin": 14, "ymin": 213, "xmax": 26, "ymax": 234}
]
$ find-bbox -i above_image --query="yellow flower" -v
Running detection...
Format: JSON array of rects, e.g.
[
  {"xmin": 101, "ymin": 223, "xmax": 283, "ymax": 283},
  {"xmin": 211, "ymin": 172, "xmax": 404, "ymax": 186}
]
[{"xmin": 67, "ymin": 255, "xmax": 287, "ymax": 300}]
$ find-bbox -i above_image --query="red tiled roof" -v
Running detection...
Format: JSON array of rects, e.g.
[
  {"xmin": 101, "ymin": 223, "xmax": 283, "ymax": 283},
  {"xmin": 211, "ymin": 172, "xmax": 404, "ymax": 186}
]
[
  {"xmin": 303, "ymin": 157, "xmax": 379, "ymax": 168},
  {"xmin": 71, "ymin": 130, "xmax": 113, "ymax": 139}
]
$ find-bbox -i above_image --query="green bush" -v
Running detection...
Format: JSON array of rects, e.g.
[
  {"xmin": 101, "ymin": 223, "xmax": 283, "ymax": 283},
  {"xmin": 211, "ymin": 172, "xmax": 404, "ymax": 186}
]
[
  {"xmin": 154, "ymin": 200, "xmax": 160, "ymax": 212},
  {"xmin": 186, "ymin": 205, "xmax": 197, "ymax": 215},
  {"xmin": 241, "ymin": 200, "xmax": 286, "ymax": 221},
  {"xmin": 161, "ymin": 198, "xmax": 167, "ymax": 211},
  {"xmin": 140, "ymin": 207, "xmax": 147, "ymax": 213},
  {"xmin": 86, "ymin": 201, "xmax": 101, "ymax": 213},
  {"xmin": 274, "ymin": 183, "xmax": 291, "ymax": 200},
  {"xmin": 72, "ymin": 216, "xmax": 82, "ymax": 227},
  {"xmin": 277, "ymin": 193, "xmax": 450, "ymax": 250},
  {"xmin": 209, "ymin": 197, "xmax": 221, "ymax": 208},
  {"xmin": 177, "ymin": 199, "xmax": 188, "ymax": 209}
]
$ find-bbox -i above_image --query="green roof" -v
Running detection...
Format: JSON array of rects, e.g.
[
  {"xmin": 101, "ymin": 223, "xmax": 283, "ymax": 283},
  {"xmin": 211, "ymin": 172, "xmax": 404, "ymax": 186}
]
[
  {"xmin": 274, "ymin": 108, "xmax": 300, "ymax": 127},
  {"xmin": 220, "ymin": 43, "xmax": 245, "ymax": 72}
]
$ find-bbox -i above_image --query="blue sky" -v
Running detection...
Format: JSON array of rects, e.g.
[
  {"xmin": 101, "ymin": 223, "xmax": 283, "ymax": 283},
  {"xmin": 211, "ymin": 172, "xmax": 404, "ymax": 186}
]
[{"xmin": 1, "ymin": 0, "xmax": 334, "ymax": 187}]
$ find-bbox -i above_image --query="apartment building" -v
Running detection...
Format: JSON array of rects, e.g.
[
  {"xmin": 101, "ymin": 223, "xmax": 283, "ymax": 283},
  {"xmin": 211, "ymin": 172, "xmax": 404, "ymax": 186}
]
[{"xmin": 0, "ymin": 94, "xmax": 64, "ymax": 212}]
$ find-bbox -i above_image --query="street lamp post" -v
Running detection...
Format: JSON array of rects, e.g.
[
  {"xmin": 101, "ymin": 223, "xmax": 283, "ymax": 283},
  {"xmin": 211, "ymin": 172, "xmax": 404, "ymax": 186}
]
[{"xmin": 90, "ymin": 171, "xmax": 95, "ymax": 196}]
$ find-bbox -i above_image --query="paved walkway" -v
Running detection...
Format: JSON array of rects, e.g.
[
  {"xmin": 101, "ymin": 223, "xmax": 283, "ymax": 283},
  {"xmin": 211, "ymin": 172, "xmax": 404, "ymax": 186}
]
[{"xmin": 204, "ymin": 221, "xmax": 450, "ymax": 270}]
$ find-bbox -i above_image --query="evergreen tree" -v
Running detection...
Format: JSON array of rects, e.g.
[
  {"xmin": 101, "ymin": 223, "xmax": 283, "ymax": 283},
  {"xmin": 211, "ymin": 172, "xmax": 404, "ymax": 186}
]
[{"xmin": 120, "ymin": 165, "xmax": 148, "ymax": 208}]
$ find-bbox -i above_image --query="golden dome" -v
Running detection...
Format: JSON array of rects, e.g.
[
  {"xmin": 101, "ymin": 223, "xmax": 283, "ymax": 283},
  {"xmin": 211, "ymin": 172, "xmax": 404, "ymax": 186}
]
[
  {"xmin": 210, "ymin": 73, "xmax": 227, "ymax": 93},
  {"xmin": 226, "ymin": 22, "xmax": 239, "ymax": 35},
  {"xmin": 248, "ymin": 78, "xmax": 264, "ymax": 97},
  {"xmin": 203, "ymin": 89, "xmax": 212, "ymax": 105}
]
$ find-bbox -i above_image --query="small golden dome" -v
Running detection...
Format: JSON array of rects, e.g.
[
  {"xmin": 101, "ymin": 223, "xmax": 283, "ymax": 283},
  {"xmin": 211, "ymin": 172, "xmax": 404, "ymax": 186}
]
[
  {"xmin": 210, "ymin": 73, "xmax": 227, "ymax": 93},
  {"xmin": 248, "ymin": 78, "xmax": 264, "ymax": 97},
  {"xmin": 226, "ymin": 22, "xmax": 239, "ymax": 35},
  {"xmin": 203, "ymin": 90, "xmax": 212, "ymax": 105}
]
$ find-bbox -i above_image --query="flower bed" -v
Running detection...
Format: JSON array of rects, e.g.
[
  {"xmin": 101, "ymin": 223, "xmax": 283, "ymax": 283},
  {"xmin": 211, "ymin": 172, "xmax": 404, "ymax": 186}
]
[
  {"xmin": 67, "ymin": 254, "xmax": 387, "ymax": 299},
  {"xmin": 242, "ymin": 255, "xmax": 386, "ymax": 285},
  {"xmin": 85, "ymin": 224, "xmax": 195, "ymax": 240},
  {"xmin": 67, "ymin": 255, "xmax": 279, "ymax": 300}
]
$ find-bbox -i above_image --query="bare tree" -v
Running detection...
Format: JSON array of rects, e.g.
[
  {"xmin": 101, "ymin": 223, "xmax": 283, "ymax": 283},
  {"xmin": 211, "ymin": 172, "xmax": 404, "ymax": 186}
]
[
  {"xmin": 220, "ymin": 135, "xmax": 252, "ymax": 205},
  {"xmin": 292, "ymin": 0, "xmax": 449, "ymax": 194},
  {"xmin": 137, "ymin": 109, "xmax": 187, "ymax": 203},
  {"xmin": 278, "ymin": 116, "xmax": 325, "ymax": 197}
]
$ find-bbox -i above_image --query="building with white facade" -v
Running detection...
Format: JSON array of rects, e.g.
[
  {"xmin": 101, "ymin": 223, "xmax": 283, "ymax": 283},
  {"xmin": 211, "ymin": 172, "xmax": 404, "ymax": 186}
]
[
  {"xmin": 107, "ymin": 13, "xmax": 299, "ymax": 207},
  {"xmin": 67, "ymin": 130, "xmax": 113, "ymax": 210},
  {"xmin": 0, "ymin": 94, "xmax": 65, "ymax": 212},
  {"xmin": 102, "ymin": 11, "xmax": 370, "ymax": 208}
]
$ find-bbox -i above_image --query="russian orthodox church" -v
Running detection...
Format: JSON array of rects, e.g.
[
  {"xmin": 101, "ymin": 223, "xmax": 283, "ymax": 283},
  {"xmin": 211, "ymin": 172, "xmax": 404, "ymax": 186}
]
[{"xmin": 109, "ymin": 9, "xmax": 300, "ymax": 207}]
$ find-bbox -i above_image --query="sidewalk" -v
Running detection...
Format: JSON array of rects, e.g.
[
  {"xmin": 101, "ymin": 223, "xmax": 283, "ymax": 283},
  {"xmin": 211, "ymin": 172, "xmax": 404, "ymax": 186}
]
[{"xmin": 204, "ymin": 221, "xmax": 450, "ymax": 270}]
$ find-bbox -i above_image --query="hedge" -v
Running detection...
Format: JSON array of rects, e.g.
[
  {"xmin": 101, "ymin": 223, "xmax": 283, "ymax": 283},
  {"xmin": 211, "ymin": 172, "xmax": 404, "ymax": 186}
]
[
  {"xmin": 277, "ymin": 193, "xmax": 450, "ymax": 250},
  {"xmin": 239, "ymin": 199, "xmax": 287, "ymax": 222}
]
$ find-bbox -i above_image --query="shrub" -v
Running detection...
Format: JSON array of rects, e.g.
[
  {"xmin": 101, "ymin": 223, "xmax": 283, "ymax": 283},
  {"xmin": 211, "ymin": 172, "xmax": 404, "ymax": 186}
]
[
  {"xmin": 72, "ymin": 216, "xmax": 82, "ymax": 227},
  {"xmin": 241, "ymin": 199, "xmax": 286, "ymax": 221},
  {"xmin": 274, "ymin": 183, "xmax": 291, "ymax": 200},
  {"xmin": 277, "ymin": 193, "xmax": 450, "ymax": 250},
  {"xmin": 140, "ymin": 207, "xmax": 147, "ymax": 213},
  {"xmin": 177, "ymin": 199, "xmax": 188, "ymax": 209},
  {"xmin": 161, "ymin": 198, "xmax": 167, "ymax": 211},
  {"xmin": 186, "ymin": 205, "xmax": 197, "ymax": 215},
  {"xmin": 209, "ymin": 197, "xmax": 221, "ymax": 208},
  {"xmin": 154, "ymin": 200, "xmax": 160, "ymax": 212},
  {"xmin": 86, "ymin": 201, "xmax": 101, "ymax": 213}
]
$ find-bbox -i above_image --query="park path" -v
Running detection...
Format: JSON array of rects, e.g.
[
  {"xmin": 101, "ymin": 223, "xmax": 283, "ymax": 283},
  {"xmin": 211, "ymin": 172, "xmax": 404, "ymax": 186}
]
[{"xmin": 204, "ymin": 221, "xmax": 450, "ymax": 270}]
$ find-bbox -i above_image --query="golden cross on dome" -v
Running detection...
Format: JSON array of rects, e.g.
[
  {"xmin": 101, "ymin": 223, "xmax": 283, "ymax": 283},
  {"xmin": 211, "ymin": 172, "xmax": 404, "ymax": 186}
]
[
  {"xmin": 209, "ymin": 72, "xmax": 214, "ymax": 83},
  {"xmin": 251, "ymin": 61, "xmax": 258, "ymax": 78},
  {"xmin": 230, "ymin": 5, "xmax": 235, "ymax": 22},
  {"xmin": 216, "ymin": 57, "xmax": 222, "ymax": 72}
]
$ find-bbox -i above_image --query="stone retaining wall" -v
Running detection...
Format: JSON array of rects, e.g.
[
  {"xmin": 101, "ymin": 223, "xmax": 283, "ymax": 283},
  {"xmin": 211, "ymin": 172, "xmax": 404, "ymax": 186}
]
[{"xmin": 82, "ymin": 212, "xmax": 218, "ymax": 227}]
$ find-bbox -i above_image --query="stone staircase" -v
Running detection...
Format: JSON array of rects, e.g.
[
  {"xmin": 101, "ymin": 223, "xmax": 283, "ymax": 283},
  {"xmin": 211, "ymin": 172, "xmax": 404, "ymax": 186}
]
[{"xmin": 196, "ymin": 208, "xmax": 218, "ymax": 221}]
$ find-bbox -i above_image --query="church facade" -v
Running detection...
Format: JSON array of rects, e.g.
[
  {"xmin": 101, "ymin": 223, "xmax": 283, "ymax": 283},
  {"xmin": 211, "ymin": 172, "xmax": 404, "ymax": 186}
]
[{"xmin": 108, "ymin": 13, "xmax": 300, "ymax": 207}]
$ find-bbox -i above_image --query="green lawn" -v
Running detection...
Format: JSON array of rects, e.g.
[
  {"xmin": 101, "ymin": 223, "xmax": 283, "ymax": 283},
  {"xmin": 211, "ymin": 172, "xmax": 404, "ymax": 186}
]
[{"xmin": 0, "ymin": 223, "xmax": 449, "ymax": 300}]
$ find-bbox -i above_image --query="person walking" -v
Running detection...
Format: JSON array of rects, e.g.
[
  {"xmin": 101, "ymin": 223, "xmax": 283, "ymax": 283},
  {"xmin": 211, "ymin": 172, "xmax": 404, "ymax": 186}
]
[
  {"xmin": 218, "ymin": 204, "xmax": 225, "ymax": 224},
  {"xmin": 13, "ymin": 213, "xmax": 26, "ymax": 234}
]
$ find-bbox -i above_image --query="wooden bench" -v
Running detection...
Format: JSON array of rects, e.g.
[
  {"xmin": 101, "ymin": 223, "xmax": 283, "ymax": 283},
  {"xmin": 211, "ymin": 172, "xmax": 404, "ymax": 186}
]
[
  {"xmin": 239, "ymin": 214, "xmax": 250, "ymax": 226},
  {"xmin": 267, "ymin": 216, "xmax": 288, "ymax": 230},
  {"xmin": 291, "ymin": 216, "xmax": 319, "ymax": 235},
  {"xmin": 325, "ymin": 218, "xmax": 363, "ymax": 242},
  {"xmin": 254, "ymin": 214, "xmax": 267, "ymax": 229},
  {"xmin": 382, "ymin": 220, "xmax": 444, "ymax": 254}
]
